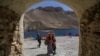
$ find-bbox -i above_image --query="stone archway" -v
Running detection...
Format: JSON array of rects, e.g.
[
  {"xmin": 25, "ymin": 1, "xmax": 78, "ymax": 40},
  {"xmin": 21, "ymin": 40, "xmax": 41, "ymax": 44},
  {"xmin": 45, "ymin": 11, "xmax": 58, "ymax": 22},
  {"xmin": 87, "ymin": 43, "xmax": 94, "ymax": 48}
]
[
  {"xmin": 0, "ymin": 6, "xmax": 22, "ymax": 56},
  {"xmin": 0, "ymin": 0, "xmax": 100, "ymax": 56},
  {"xmin": 80, "ymin": 2, "xmax": 100, "ymax": 56}
]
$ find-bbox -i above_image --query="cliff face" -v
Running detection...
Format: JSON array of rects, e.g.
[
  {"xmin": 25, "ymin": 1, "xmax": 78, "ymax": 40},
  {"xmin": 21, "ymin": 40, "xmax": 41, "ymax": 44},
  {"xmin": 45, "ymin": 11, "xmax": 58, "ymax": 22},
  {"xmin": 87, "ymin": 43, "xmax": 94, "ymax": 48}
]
[{"xmin": 24, "ymin": 6, "xmax": 78, "ymax": 31}]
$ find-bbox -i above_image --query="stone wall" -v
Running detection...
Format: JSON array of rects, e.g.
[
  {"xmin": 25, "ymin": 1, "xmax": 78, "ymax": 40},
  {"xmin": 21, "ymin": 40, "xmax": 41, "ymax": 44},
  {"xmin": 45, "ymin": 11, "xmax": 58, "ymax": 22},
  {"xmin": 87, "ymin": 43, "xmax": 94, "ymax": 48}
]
[
  {"xmin": 0, "ymin": 0, "xmax": 100, "ymax": 56},
  {"xmin": 0, "ymin": 6, "xmax": 23, "ymax": 56},
  {"xmin": 80, "ymin": 1, "xmax": 100, "ymax": 56}
]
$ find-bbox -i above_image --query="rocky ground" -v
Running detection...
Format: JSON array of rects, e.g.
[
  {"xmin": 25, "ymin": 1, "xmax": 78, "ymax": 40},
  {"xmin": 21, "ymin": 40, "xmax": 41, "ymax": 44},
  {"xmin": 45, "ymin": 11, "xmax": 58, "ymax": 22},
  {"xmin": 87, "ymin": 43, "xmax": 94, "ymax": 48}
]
[{"xmin": 24, "ymin": 36, "xmax": 79, "ymax": 56}]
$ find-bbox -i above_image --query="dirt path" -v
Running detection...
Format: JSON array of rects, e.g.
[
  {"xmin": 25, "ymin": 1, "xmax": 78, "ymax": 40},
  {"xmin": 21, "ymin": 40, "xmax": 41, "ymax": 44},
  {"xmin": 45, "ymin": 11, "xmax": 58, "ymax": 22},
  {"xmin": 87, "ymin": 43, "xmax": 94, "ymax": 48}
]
[{"xmin": 24, "ymin": 36, "xmax": 79, "ymax": 56}]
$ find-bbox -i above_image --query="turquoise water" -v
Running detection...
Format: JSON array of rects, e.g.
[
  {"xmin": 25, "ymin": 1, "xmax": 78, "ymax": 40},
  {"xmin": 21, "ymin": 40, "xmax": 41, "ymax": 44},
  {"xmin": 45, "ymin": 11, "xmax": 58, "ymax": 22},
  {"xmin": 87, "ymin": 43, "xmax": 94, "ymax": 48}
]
[{"xmin": 24, "ymin": 29, "xmax": 79, "ymax": 39}]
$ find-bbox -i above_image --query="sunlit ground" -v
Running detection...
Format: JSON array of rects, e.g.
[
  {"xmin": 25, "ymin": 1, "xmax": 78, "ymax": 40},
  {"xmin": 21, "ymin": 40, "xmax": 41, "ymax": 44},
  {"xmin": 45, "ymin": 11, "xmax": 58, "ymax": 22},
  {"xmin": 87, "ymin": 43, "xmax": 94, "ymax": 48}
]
[{"xmin": 24, "ymin": 36, "xmax": 79, "ymax": 56}]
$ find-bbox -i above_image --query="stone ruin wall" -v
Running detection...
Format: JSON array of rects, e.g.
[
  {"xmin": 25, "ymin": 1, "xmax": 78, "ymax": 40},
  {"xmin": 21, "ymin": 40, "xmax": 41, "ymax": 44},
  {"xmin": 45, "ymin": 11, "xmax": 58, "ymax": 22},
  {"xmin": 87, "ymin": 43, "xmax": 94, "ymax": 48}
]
[
  {"xmin": 0, "ymin": 1, "xmax": 100, "ymax": 56},
  {"xmin": 80, "ymin": 1, "xmax": 100, "ymax": 56},
  {"xmin": 0, "ymin": 6, "xmax": 23, "ymax": 56}
]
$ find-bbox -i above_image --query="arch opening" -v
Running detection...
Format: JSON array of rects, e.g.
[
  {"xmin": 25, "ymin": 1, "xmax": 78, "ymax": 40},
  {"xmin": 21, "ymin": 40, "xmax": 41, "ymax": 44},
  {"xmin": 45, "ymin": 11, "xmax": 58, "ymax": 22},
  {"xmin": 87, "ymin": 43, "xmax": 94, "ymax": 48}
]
[{"xmin": 19, "ymin": 0, "xmax": 80, "ymax": 56}]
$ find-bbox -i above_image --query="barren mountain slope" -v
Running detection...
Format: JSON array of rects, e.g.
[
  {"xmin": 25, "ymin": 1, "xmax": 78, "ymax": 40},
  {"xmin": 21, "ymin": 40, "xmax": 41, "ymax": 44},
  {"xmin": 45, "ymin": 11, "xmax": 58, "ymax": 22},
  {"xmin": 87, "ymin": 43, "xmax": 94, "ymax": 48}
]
[{"xmin": 24, "ymin": 7, "xmax": 78, "ymax": 31}]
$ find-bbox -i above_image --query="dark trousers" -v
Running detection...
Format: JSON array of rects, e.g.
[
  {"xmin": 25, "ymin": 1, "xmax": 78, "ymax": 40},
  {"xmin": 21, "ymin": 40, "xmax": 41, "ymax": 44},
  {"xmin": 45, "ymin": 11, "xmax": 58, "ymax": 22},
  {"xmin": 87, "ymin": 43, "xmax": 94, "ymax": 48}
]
[
  {"xmin": 52, "ymin": 44, "xmax": 56, "ymax": 52},
  {"xmin": 38, "ymin": 40, "xmax": 41, "ymax": 47}
]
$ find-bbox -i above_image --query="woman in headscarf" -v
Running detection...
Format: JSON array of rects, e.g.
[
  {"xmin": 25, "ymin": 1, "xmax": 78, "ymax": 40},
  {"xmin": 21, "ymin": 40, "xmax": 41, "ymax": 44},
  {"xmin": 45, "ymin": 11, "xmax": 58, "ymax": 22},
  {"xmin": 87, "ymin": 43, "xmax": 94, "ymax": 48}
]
[{"xmin": 45, "ymin": 32, "xmax": 56, "ymax": 55}]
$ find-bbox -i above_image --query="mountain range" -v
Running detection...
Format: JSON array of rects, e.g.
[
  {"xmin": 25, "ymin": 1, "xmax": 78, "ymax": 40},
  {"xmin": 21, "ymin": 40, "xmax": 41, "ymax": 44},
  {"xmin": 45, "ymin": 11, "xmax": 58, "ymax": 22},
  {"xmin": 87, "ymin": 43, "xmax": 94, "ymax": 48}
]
[{"xmin": 24, "ymin": 6, "xmax": 78, "ymax": 31}]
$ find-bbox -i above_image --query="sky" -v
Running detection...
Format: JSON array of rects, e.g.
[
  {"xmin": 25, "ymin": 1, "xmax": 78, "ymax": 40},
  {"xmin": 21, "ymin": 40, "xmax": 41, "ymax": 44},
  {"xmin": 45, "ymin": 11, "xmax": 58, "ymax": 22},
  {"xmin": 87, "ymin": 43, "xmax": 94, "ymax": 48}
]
[{"xmin": 27, "ymin": 0, "xmax": 73, "ymax": 11}]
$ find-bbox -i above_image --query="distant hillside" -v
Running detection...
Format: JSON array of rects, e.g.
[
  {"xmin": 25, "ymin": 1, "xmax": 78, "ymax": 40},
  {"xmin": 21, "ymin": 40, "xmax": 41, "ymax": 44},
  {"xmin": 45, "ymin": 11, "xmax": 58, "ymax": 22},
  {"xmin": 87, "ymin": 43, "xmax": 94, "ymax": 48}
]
[{"xmin": 24, "ymin": 6, "xmax": 78, "ymax": 31}]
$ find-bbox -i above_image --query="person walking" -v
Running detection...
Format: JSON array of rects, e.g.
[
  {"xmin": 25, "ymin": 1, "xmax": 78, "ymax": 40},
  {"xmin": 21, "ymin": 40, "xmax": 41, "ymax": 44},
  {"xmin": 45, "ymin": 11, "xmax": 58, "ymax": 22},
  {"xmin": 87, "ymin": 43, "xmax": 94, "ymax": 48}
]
[
  {"xmin": 36, "ymin": 32, "xmax": 41, "ymax": 48},
  {"xmin": 51, "ymin": 33, "xmax": 56, "ymax": 55},
  {"xmin": 45, "ymin": 32, "xmax": 56, "ymax": 55}
]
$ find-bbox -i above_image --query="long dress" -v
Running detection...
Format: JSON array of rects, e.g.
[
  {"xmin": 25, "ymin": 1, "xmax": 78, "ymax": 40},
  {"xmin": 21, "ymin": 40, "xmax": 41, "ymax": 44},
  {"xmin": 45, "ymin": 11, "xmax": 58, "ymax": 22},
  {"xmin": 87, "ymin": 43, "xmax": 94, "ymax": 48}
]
[
  {"xmin": 47, "ymin": 44, "xmax": 53, "ymax": 54},
  {"xmin": 46, "ymin": 34, "xmax": 53, "ymax": 54}
]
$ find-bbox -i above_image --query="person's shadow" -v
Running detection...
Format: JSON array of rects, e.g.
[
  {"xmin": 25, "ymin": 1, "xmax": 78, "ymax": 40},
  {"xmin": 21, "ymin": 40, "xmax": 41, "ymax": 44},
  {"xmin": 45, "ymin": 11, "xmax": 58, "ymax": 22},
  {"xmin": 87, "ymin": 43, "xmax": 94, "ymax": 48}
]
[
  {"xmin": 25, "ymin": 47, "xmax": 38, "ymax": 49},
  {"xmin": 29, "ymin": 47, "xmax": 38, "ymax": 49},
  {"xmin": 37, "ymin": 54, "xmax": 49, "ymax": 56}
]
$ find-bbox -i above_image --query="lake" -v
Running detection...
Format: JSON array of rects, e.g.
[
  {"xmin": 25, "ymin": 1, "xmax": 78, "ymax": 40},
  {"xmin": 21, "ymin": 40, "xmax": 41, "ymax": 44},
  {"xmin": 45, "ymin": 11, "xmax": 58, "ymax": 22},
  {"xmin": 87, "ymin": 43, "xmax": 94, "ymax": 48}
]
[{"xmin": 24, "ymin": 29, "xmax": 79, "ymax": 39}]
